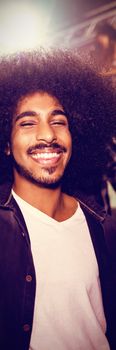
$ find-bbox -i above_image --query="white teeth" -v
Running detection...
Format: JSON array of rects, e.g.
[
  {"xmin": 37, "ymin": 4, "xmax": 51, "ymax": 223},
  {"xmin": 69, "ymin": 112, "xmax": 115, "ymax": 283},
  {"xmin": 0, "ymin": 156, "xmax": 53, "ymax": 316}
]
[{"xmin": 31, "ymin": 152, "xmax": 60, "ymax": 160}]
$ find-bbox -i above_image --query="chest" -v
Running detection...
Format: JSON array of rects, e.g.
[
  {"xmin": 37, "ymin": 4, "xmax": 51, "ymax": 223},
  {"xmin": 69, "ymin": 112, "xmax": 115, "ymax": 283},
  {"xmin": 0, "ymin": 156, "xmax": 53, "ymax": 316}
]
[{"xmin": 24, "ymin": 213, "xmax": 98, "ymax": 292}]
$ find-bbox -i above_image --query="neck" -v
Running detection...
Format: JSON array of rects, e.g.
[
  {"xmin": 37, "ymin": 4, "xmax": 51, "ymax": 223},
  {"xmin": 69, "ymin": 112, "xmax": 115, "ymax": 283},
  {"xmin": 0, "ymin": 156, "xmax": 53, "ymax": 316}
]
[
  {"xmin": 13, "ymin": 176, "xmax": 65, "ymax": 219},
  {"xmin": 12, "ymin": 175, "xmax": 78, "ymax": 222}
]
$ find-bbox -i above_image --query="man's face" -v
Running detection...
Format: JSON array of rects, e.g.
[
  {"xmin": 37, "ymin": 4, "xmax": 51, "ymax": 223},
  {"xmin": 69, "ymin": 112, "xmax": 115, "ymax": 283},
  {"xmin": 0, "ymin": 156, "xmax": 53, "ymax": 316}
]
[{"xmin": 9, "ymin": 92, "xmax": 72, "ymax": 187}]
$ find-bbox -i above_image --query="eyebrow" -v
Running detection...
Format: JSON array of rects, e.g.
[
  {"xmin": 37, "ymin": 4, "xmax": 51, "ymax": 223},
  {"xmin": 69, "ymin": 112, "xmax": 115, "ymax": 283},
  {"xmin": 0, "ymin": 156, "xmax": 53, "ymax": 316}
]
[{"xmin": 15, "ymin": 109, "xmax": 68, "ymax": 122}]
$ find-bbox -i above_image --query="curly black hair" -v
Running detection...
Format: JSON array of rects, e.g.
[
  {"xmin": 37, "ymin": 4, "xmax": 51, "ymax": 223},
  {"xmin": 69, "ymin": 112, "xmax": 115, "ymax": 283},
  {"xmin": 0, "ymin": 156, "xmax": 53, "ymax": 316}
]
[{"xmin": 0, "ymin": 49, "xmax": 115, "ymax": 196}]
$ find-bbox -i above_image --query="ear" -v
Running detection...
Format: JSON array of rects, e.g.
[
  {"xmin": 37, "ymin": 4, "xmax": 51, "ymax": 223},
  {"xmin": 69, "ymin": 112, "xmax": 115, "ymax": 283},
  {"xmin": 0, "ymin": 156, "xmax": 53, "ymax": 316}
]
[{"xmin": 5, "ymin": 142, "xmax": 11, "ymax": 156}]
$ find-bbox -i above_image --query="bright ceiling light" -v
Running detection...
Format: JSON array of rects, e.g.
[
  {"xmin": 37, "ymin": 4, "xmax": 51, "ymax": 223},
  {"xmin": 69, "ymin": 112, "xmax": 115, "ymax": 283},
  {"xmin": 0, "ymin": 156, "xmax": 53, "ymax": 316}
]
[{"xmin": 0, "ymin": 0, "xmax": 52, "ymax": 54}]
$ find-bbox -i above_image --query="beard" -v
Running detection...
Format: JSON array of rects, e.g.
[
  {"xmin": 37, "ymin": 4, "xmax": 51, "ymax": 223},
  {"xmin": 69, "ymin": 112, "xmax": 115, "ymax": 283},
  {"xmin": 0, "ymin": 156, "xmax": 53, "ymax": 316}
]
[{"xmin": 12, "ymin": 157, "xmax": 64, "ymax": 189}]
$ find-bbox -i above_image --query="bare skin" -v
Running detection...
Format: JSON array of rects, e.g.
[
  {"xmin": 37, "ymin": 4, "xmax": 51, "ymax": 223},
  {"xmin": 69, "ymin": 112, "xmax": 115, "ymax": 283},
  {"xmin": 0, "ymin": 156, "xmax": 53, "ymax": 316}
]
[
  {"xmin": 13, "ymin": 177, "xmax": 78, "ymax": 222},
  {"xmin": 9, "ymin": 92, "xmax": 78, "ymax": 221}
]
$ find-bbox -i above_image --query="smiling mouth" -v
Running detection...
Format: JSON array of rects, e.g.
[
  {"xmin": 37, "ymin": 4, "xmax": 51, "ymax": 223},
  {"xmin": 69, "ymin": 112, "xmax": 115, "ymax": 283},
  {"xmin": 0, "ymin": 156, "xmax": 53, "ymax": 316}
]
[{"xmin": 30, "ymin": 150, "xmax": 63, "ymax": 165}]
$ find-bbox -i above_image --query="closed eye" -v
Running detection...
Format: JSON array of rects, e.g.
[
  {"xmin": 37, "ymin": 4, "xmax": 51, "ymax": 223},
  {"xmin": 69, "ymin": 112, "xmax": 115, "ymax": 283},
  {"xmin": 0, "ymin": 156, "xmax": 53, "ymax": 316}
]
[
  {"xmin": 51, "ymin": 119, "xmax": 68, "ymax": 126},
  {"xmin": 53, "ymin": 121, "xmax": 66, "ymax": 125},
  {"xmin": 20, "ymin": 121, "xmax": 36, "ymax": 127}
]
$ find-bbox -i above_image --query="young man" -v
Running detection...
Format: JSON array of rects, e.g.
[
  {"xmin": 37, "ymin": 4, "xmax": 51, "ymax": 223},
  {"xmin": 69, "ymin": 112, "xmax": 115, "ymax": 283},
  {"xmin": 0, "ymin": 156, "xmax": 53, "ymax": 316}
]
[{"xmin": 0, "ymin": 50, "xmax": 115, "ymax": 350}]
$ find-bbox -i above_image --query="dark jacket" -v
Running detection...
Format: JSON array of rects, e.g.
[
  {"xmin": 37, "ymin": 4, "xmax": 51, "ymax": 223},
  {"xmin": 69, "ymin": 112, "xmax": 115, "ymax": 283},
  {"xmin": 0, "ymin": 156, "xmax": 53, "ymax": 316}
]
[{"xmin": 0, "ymin": 184, "xmax": 115, "ymax": 350}]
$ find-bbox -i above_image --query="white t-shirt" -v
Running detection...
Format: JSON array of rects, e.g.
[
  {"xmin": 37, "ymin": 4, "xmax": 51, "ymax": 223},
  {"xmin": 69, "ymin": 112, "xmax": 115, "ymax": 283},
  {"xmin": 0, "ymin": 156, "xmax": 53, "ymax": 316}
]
[{"xmin": 12, "ymin": 190, "xmax": 110, "ymax": 350}]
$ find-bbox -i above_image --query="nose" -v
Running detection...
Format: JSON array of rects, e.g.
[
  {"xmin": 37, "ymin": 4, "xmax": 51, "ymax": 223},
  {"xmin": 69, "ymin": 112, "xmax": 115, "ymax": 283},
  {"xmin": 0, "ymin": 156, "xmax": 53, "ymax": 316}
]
[{"xmin": 36, "ymin": 122, "xmax": 57, "ymax": 143}]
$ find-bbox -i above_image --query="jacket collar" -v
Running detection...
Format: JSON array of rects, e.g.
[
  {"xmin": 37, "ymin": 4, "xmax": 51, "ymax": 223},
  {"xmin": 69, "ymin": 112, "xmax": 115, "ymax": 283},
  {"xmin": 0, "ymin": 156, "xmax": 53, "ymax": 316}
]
[
  {"xmin": 0, "ymin": 182, "xmax": 107, "ymax": 222},
  {"xmin": 75, "ymin": 190, "xmax": 106, "ymax": 222}
]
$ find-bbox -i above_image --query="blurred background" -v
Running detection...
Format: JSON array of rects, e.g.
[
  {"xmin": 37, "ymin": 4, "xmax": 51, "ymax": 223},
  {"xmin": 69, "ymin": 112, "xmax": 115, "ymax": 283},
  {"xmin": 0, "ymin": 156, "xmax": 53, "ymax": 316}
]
[
  {"xmin": 0, "ymin": 1, "xmax": 115, "ymax": 54},
  {"xmin": 0, "ymin": 0, "xmax": 115, "ymax": 214},
  {"xmin": 0, "ymin": 0, "xmax": 115, "ymax": 84}
]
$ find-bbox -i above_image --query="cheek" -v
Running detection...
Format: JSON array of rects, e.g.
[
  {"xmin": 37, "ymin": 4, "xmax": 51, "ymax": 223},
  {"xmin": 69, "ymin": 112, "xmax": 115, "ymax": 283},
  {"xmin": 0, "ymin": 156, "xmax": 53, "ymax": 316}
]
[
  {"xmin": 10, "ymin": 132, "xmax": 27, "ymax": 159},
  {"xmin": 59, "ymin": 128, "xmax": 72, "ymax": 146},
  {"xmin": 66, "ymin": 130, "xmax": 72, "ymax": 154},
  {"xmin": 11, "ymin": 138, "xmax": 20, "ymax": 154},
  {"xmin": 11, "ymin": 130, "xmax": 30, "ymax": 148},
  {"xmin": 61, "ymin": 130, "xmax": 72, "ymax": 163}
]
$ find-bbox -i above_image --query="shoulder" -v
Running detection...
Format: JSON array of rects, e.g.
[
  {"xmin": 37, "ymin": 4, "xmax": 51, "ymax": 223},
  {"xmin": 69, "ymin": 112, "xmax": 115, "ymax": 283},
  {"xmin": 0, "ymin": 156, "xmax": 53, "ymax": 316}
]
[
  {"xmin": 0, "ymin": 207, "xmax": 20, "ymax": 242},
  {"xmin": 103, "ymin": 209, "xmax": 116, "ymax": 262},
  {"xmin": 0, "ymin": 206, "xmax": 15, "ymax": 225},
  {"xmin": 0, "ymin": 197, "xmax": 26, "ymax": 236}
]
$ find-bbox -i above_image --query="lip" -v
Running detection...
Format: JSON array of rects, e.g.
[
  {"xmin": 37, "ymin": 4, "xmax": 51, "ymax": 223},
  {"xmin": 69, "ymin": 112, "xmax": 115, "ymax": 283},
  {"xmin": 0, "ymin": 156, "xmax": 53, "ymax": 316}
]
[{"xmin": 30, "ymin": 151, "xmax": 63, "ymax": 165}]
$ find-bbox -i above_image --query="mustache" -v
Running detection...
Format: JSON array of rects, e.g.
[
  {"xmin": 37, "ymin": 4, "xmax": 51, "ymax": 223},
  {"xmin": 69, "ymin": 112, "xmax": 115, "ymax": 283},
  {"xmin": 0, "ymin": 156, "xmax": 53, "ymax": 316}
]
[{"xmin": 27, "ymin": 142, "xmax": 67, "ymax": 154}]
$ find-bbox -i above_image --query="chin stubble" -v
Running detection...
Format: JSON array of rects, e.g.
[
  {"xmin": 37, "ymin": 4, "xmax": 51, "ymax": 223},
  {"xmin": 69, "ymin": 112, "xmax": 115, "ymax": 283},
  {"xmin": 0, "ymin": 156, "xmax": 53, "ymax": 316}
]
[{"xmin": 12, "ymin": 157, "xmax": 63, "ymax": 186}]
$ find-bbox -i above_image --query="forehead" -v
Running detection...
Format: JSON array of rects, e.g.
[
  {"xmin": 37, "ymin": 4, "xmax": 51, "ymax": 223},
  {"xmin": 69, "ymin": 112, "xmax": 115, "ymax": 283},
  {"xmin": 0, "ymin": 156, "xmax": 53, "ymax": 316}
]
[{"xmin": 16, "ymin": 91, "xmax": 64, "ymax": 113}]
